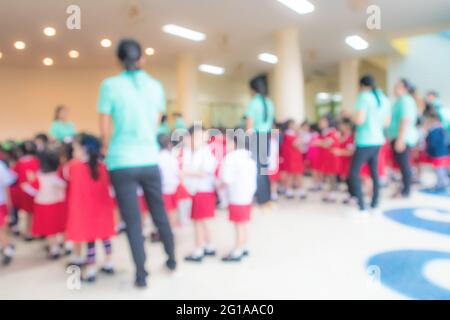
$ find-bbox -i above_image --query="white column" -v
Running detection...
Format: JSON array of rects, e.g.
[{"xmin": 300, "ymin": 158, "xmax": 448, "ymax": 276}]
[
  {"xmin": 273, "ymin": 27, "xmax": 305, "ymax": 122},
  {"xmin": 339, "ymin": 59, "xmax": 360, "ymax": 112},
  {"xmin": 176, "ymin": 53, "xmax": 198, "ymax": 125}
]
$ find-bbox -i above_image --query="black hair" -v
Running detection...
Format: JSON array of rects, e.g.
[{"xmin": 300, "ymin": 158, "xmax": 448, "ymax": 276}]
[
  {"xmin": 59, "ymin": 142, "xmax": 73, "ymax": 164},
  {"xmin": 35, "ymin": 133, "xmax": 49, "ymax": 144},
  {"xmin": 158, "ymin": 134, "xmax": 172, "ymax": 150},
  {"xmin": 250, "ymin": 74, "xmax": 269, "ymax": 122},
  {"xmin": 427, "ymin": 91, "xmax": 439, "ymax": 98},
  {"xmin": 160, "ymin": 114, "xmax": 168, "ymax": 123},
  {"xmin": 399, "ymin": 78, "xmax": 414, "ymax": 95},
  {"xmin": 54, "ymin": 105, "xmax": 66, "ymax": 121},
  {"xmin": 20, "ymin": 140, "xmax": 37, "ymax": 156},
  {"xmin": 38, "ymin": 149, "xmax": 60, "ymax": 174},
  {"xmin": 77, "ymin": 134, "xmax": 101, "ymax": 181},
  {"xmin": 117, "ymin": 39, "xmax": 142, "ymax": 71},
  {"xmin": 360, "ymin": 74, "xmax": 381, "ymax": 107}
]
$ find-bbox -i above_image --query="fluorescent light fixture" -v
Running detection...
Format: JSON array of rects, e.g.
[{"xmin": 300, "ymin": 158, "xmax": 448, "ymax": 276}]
[
  {"xmin": 145, "ymin": 47, "xmax": 155, "ymax": 56},
  {"xmin": 345, "ymin": 35, "xmax": 369, "ymax": 50},
  {"xmin": 162, "ymin": 24, "xmax": 206, "ymax": 42},
  {"xmin": 14, "ymin": 41, "xmax": 26, "ymax": 50},
  {"xmin": 43, "ymin": 27, "xmax": 56, "ymax": 37},
  {"xmin": 101, "ymin": 39, "xmax": 112, "ymax": 48},
  {"xmin": 277, "ymin": 0, "xmax": 315, "ymax": 14},
  {"xmin": 258, "ymin": 53, "xmax": 278, "ymax": 64},
  {"xmin": 43, "ymin": 57, "xmax": 54, "ymax": 66},
  {"xmin": 198, "ymin": 64, "xmax": 225, "ymax": 75},
  {"xmin": 317, "ymin": 92, "xmax": 331, "ymax": 101},
  {"xmin": 68, "ymin": 50, "xmax": 79, "ymax": 59}
]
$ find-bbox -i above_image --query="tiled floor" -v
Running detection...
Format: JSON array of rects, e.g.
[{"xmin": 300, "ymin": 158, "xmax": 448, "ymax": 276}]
[{"xmin": 1, "ymin": 177, "xmax": 449, "ymax": 300}]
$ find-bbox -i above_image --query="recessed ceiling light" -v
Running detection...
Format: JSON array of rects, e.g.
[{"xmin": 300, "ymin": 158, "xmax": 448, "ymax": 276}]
[
  {"xmin": 14, "ymin": 41, "xmax": 26, "ymax": 50},
  {"xmin": 345, "ymin": 35, "xmax": 369, "ymax": 50},
  {"xmin": 43, "ymin": 58, "xmax": 54, "ymax": 66},
  {"xmin": 43, "ymin": 27, "xmax": 56, "ymax": 37},
  {"xmin": 0, "ymin": 52, "xmax": 3, "ymax": 59},
  {"xmin": 101, "ymin": 39, "xmax": 112, "ymax": 48},
  {"xmin": 145, "ymin": 48, "xmax": 155, "ymax": 56},
  {"xmin": 198, "ymin": 64, "xmax": 225, "ymax": 75},
  {"xmin": 277, "ymin": 0, "xmax": 315, "ymax": 15},
  {"xmin": 162, "ymin": 24, "xmax": 206, "ymax": 42},
  {"xmin": 68, "ymin": 50, "xmax": 79, "ymax": 59},
  {"xmin": 258, "ymin": 53, "xmax": 278, "ymax": 64}
]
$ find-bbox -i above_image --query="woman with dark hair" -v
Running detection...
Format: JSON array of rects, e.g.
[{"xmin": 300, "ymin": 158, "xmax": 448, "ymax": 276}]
[
  {"xmin": 348, "ymin": 75, "xmax": 391, "ymax": 215},
  {"xmin": 245, "ymin": 74, "xmax": 275, "ymax": 205},
  {"xmin": 49, "ymin": 105, "xmax": 77, "ymax": 142},
  {"xmin": 388, "ymin": 78, "xmax": 419, "ymax": 198},
  {"xmin": 97, "ymin": 38, "xmax": 176, "ymax": 288}
]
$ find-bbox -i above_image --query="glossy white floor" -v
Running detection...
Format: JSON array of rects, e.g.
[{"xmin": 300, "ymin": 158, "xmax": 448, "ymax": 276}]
[{"xmin": 1, "ymin": 176, "xmax": 449, "ymax": 300}]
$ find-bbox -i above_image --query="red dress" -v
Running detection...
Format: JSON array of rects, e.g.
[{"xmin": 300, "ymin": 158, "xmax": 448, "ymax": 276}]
[
  {"xmin": 191, "ymin": 192, "xmax": 216, "ymax": 221},
  {"xmin": 65, "ymin": 160, "xmax": 115, "ymax": 243},
  {"xmin": 0, "ymin": 204, "xmax": 7, "ymax": 227},
  {"xmin": 307, "ymin": 133, "xmax": 321, "ymax": 172},
  {"xmin": 337, "ymin": 134, "xmax": 355, "ymax": 179},
  {"xmin": 319, "ymin": 129, "xmax": 339, "ymax": 176},
  {"xmin": 15, "ymin": 156, "xmax": 40, "ymax": 213},
  {"xmin": 229, "ymin": 205, "xmax": 251, "ymax": 223},
  {"xmin": 280, "ymin": 130, "xmax": 304, "ymax": 174}
]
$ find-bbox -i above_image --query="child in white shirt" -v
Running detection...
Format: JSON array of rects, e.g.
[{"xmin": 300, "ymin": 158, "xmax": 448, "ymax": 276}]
[{"xmin": 0, "ymin": 160, "xmax": 17, "ymax": 265}]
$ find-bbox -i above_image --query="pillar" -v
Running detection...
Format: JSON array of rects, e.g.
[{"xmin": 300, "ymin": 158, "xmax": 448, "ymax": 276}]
[
  {"xmin": 176, "ymin": 53, "xmax": 199, "ymax": 125},
  {"xmin": 339, "ymin": 59, "xmax": 360, "ymax": 112}
]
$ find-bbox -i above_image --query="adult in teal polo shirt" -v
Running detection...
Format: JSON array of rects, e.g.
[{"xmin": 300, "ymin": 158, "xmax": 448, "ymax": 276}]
[
  {"xmin": 245, "ymin": 74, "xmax": 275, "ymax": 205},
  {"xmin": 98, "ymin": 39, "xmax": 176, "ymax": 288},
  {"xmin": 349, "ymin": 75, "xmax": 391, "ymax": 214},
  {"xmin": 49, "ymin": 105, "xmax": 77, "ymax": 142},
  {"xmin": 388, "ymin": 79, "xmax": 419, "ymax": 198}
]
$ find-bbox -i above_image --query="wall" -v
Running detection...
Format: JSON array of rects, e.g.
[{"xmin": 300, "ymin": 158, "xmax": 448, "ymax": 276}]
[
  {"xmin": 388, "ymin": 33, "xmax": 450, "ymax": 105},
  {"xmin": 0, "ymin": 65, "xmax": 248, "ymax": 140}
]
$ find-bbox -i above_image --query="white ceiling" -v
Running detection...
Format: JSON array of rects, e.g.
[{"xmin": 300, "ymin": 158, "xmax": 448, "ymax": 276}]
[{"xmin": 1, "ymin": 0, "xmax": 450, "ymax": 76}]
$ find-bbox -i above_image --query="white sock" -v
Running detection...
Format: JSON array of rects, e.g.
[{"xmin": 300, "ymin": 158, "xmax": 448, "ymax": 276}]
[
  {"xmin": 103, "ymin": 261, "xmax": 114, "ymax": 270},
  {"xmin": 192, "ymin": 248, "xmax": 204, "ymax": 257},
  {"xmin": 4, "ymin": 245, "xmax": 14, "ymax": 257},
  {"xmin": 285, "ymin": 189, "xmax": 294, "ymax": 197},
  {"xmin": 297, "ymin": 189, "xmax": 306, "ymax": 197},
  {"xmin": 64, "ymin": 242, "xmax": 73, "ymax": 251},
  {"xmin": 204, "ymin": 244, "xmax": 215, "ymax": 252},
  {"xmin": 231, "ymin": 248, "xmax": 243, "ymax": 258},
  {"xmin": 50, "ymin": 245, "xmax": 60, "ymax": 255},
  {"xmin": 86, "ymin": 266, "xmax": 97, "ymax": 278}
]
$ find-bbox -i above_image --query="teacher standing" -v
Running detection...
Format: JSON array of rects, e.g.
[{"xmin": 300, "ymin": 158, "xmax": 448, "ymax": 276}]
[
  {"xmin": 245, "ymin": 74, "xmax": 275, "ymax": 206},
  {"xmin": 49, "ymin": 105, "xmax": 77, "ymax": 142},
  {"xmin": 98, "ymin": 39, "xmax": 176, "ymax": 288},
  {"xmin": 349, "ymin": 75, "xmax": 391, "ymax": 215}
]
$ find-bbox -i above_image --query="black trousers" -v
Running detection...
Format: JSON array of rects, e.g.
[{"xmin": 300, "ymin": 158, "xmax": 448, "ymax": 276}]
[
  {"xmin": 109, "ymin": 165, "xmax": 175, "ymax": 282},
  {"xmin": 250, "ymin": 132, "xmax": 271, "ymax": 205},
  {"xmin": 391, "ymin": 140, "xmax": 412, "ymax": 197},
  {"xmin": 348, "ymin": 146, "xmax": 381, "ymax": 210}
]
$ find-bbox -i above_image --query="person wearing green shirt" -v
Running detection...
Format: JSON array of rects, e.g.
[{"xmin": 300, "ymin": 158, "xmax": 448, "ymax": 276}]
[
  {"xmin": 157, "ymin": 115, "xmax": 171, "ymax": 136},
  {"xmin": 349, "ymin": 75, "xmax": 391, "ymax": 214},
  {"xmin": 173, "ymin": 113, "xmax": 187, "ymax": 130},
  {"xmin": 97, "ymin": 39, "xmax": 176, "ymax": 288},
  {"xmin": 245, "ymin": 74, "xmax": 275, "ymax": 205},
  {"xmin": 388, "ymin": 79, "xmax": 419, "ymax": 198},
  {"xmin": 49, "ymin": 106, "xmax": 77, "ymax": 142},
  {"xmin": 426, "ymin": 91, "xmax": 450, "ymax": 133}
]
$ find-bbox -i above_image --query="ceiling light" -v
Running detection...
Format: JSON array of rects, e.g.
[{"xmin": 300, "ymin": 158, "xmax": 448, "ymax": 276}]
[
  {"xmin": 43, "ymin": 27, "xmax": 56, "ymax": 37},
  {"xmin": 68, "ymin": 50, "xmax": 79, "ymax": 58},
  {"xmin": 258, "ymin": 53, "xmax": 278, "ymax": 64},
  {"xmin": 317, "ymin": 92, "xmax": 331, "ymax": 101},
  {"xmin": 0, "ymin": 52, "xmax": 3, "ymax": 59},
  {"xmin": 277, "ymin": 0, "xmax": 315, "ymax": 15},
  {"xmin": 345, "ymin": 35, "xmax": 369, "ymax": 50},
  {"xmin": 198, "ymin": 64, "xmax": 225, "ymax": 75},
  {"xmin": 43, "ymin": 58, "xmax": 54, "ymax": 66},
  {"xmin": 145, "ymin": 48, "xmax": 155, "ymax": 56},
  {"xmin": 162, "ymin": 24, "xmax": 206, "ymax": 42},
  {"xmin": 14, "ymin": 41, "xmax": 26, "ymax": 50},
  {"xmin": 101, "ymin": 39, "xmax": 112, "ymax": 48}
]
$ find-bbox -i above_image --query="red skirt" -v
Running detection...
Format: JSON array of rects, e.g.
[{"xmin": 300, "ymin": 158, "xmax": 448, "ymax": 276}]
[
  {"xmin": 19, "ymin": 191, "xmax": 34, "ymax": 214},
  {"xmin": 320, "ymin": 149, "xmax": 338, "ymax": 175},
  {"xmin": 139, "ymin": 195, "xmax": 148, "ymax": 214},
  {"xmin": 32, "ymin": 202, "xmax": 67, "ymax": 236},
  {"xmin": 176, "ymin": 184, "xmax": 192, "ymax": 200},
  {"xmin": 191, "ymin": 192, "xmax": 216, "ymax": 221},
  {"xmin": 337, "ymin": 156, "xmax": 352, "ymax": 179},
  {"xmin": 431, "ymin": 156, "xmax": 450, "ymax": 168},
  {"xmin": 0, "ymin": 204, "xmax": 7, "ymax": 227},
  {"xmin": 229, "ymin": 204, "xmax": 251, "ymax": 223},
  {"xmin": 163, "ymin": 193, "xmax": 178, "ymax": 213}
]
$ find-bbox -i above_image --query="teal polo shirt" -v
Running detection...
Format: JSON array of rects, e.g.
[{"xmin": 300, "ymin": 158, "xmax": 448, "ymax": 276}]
[
  {"xmin": 50, "ymin": 121, "xmax": 77, "ymax": 142},
  {"xmin": 388, "ymin": 94, "xmax": 419, "ymax": 147},
  {"xmin": 245, "ymin": 94, "xmax": 275, "ymax": 133}
]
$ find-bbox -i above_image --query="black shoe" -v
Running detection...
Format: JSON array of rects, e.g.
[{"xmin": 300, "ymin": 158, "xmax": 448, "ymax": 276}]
[
  {"xmin": 2, "ymin": 255, "xmax": 13, "ymax": 266},
  {"xmin": 166, "ymin": 259, "xmax": 177, "ymax": 271},
  {"xmin": 66, "ymin": 261, "xmax": 86, "ymax": 269},
  {"xmin": 23, "ymin": 235, "xmax": 34, "ymax": 242},
  {"xmin": 222, "ymin": 253, "xmax": 244, "ymax": 262},
  {"xmin": 135, "ymin": 278, "xmax": 148, "ymax": 289},
  {"xmin": 48, "ymin": 252, "xmax": 61, "ymax": 261},
  {"xmin": 100, "ymin": 266, "xmax": 115, "ymax": 275},
  {"xmin": 82, "ymin": 275, "xmax": 97, "ymax": 283},
  {"xmin": 65, "ymin": 249, "xmax": 72, "ymax": 256},
  {"xmin": 204, "ymin": 249, "xmax": 216, "ymax": 257},
  {"xmin": 243, "ymin": 250, "xmax": 250, "ymax": 257},
  {"xmin": 184, "ymin": 254, "xmax": 204, "ymax": 263}
]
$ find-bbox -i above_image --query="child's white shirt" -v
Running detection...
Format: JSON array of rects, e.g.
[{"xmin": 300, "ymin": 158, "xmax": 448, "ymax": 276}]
[
  {"xmin": 269, "ymin": 137, "xmax": 279, "ymax": 172},
  {"xmin": 0, "ymin": 161, "xmax": 17, "ymax": 205},
  {"xmin": 34, "ymin": 172, "xmax": 67, "ymax": 205},
  {"xmin": 220, "ymin": 149, "xmax": 257, "ymax": 205},
  {"xmin": 158, "ymin": 149, "xmax": 180, "ymax": 195},
  {"xmin": 183, "ymin": 145, "xmax": 217, "ymax": 195}
]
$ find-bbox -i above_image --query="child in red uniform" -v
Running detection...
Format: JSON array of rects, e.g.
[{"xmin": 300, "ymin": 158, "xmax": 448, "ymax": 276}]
[
  {"xmin": 182, "ymin": 126, "xmax": 217, "ymax": 263},
  {"xmin": 280, "ymin": 120, "xmax": 306, "ymax": 199},
  {"xmin": 27, "ymin": 149, "xmax": 67, "ymax": 259},
  {"xmin": 16, "ymin": 141, "xmax": 40, "ymax": 241},
  {"xmin": 64, "ymin": 134, "xmax": 115, "ymax": 282},
  {"xmin": 0, "ymin": 160, "xmax": 17, "ymax": 265},
  {"xmin": 269, "ymin": 127, "xmax": 281, "ymax": 201}
]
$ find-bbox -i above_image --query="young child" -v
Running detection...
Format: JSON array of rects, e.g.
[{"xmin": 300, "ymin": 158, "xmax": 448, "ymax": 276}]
[
  {"xmin": 26, "ymin": 149, "xmax": 67, "ymax": 259},
  {"xmin": 158, "ymin": 134, "xmax": 180, "ymax": 227},
  {"xmin": 269, "ymin": 127, "xmax": 281, "ymax": 201},
  {"xmin": 280, "ymin": 120, "xmax": 306, "ymax": 199},
  {"xmin": 220, "ymin": 133, "xmax": 257, "ymax": 262},
  {"xmin": 425, "ymin": 112, "xmax": 450, "ymax": 191},
  {"xmin": 64, "ymin": 134, "xmax": 115, "ymax": 282},
  {"xmin": 0, "ymin": 160, "xmax": 17, "ymax": 265},
  {"xmin": 307, "ymin": 124, "xmax": 323, "ymax": 192},
  {"xmin": 182, "ymin": 126, "xmax": 218, "ymax": 262},
  {"xmin": 16, "ymin": 141, "xmax": 40, "ymax": 241}
]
